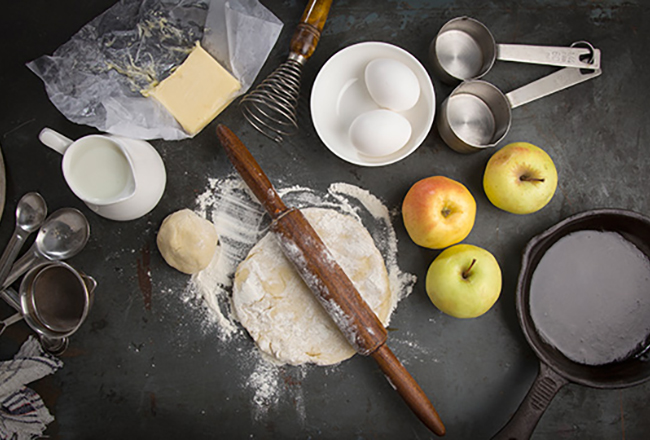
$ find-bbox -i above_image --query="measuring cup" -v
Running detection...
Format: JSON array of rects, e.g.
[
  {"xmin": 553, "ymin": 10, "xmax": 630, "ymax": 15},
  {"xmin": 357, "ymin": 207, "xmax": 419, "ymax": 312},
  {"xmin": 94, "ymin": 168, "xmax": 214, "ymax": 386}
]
[
  {"xmin": 430, "ymin": 16, "xmax": 601, "ymax": 84},
  {"xmin": 19, "ymin": 261, "xmax": 96, "ymax": 339},
  {"xmin": 0, "ymin": 262, "xmax": 95, "ymax": 354},
  {"xmin": 437, "ymin": 66, "xmax": 601, "ymax": 153}
]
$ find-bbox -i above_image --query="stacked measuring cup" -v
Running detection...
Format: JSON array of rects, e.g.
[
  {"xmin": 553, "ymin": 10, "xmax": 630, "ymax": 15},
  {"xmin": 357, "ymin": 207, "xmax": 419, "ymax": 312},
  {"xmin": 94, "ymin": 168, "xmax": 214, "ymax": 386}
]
[
  {"xmin": 0, "ymin": 192, "xmax": 95, "ymax": 354},
  {"xmin": 429, "ymin": 17, "xmax": 602, "ymax": 153}
]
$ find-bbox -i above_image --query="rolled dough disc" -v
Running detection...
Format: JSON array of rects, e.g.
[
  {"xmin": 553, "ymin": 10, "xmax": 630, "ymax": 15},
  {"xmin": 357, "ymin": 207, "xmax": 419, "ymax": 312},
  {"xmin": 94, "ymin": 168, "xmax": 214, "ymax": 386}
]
[{"xmin": 232, "ymin": 208, "xmax": 393, "ymax": 366}]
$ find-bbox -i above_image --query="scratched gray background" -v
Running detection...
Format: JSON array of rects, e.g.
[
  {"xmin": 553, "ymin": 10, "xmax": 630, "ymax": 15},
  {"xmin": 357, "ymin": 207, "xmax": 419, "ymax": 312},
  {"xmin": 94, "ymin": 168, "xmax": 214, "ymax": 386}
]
[{"xmin": 0, "ymin": 0, "xmax": 648, "ymax": 439}]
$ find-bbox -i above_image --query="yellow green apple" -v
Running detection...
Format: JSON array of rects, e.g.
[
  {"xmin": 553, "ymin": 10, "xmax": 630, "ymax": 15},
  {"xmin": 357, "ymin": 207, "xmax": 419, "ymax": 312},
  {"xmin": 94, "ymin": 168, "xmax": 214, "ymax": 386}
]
[
  {"xmin": 483, "ymin": 142, "xmax": 558, "ymax": 214},
  {"xmin": 402, "ymin": 176, "xmax": 476, "ymax": 249},
  {"xmin": 425, "ymin": 244, "xmax": 502, "ymax": 318}
]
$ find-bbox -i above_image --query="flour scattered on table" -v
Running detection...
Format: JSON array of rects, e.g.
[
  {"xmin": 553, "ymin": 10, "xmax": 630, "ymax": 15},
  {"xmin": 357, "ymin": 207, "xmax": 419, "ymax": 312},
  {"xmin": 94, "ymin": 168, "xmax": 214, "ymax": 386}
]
[
  {"xmin": 184, "ymin": 174, "xmax": 416, "ymax": 420},
  {"xmin": 247, "ymin": 354, "xmax": 279, "ymax": 409},
  {"xmin": 190, "ymin": 176, "xmax": 267, "ymax": 341}
]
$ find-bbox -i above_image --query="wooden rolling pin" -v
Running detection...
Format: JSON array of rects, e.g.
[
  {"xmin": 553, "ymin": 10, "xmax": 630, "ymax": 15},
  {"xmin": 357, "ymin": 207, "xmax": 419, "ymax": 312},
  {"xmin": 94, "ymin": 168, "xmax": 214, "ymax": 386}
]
[{"xmin": 216, "ymin": 124, "xmax": 446, "ymax": 436}]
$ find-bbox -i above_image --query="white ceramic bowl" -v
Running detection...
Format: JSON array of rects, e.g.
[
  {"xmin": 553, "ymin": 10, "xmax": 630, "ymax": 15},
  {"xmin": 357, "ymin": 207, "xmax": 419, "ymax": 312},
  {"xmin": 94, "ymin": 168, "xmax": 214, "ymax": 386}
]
[{"xmin": 310, "ymin": 42, "xmax": 436, "ymax": 167}]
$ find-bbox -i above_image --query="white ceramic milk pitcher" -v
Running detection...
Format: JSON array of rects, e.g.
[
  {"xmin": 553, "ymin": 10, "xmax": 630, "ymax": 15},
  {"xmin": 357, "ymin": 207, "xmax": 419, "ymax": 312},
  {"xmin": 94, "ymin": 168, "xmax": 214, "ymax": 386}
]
[{"xmin": 39, "ymin": 128, "xmax": 166, "ymax": 221}]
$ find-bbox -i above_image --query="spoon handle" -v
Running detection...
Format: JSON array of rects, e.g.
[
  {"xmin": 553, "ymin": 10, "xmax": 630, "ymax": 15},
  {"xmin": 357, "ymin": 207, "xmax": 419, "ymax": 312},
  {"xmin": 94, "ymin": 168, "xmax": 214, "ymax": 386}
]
[
  {"xmin": 0, "ymin": 229, "xmax": 29, "ymax": 287},
  {"xmin": 2, "ymin": 248, "xmax": 40, "ymax": 290},
  {"xmin": 0, "ymin": 311, "xmax": 23, "ymax": 336},
  {"xmin": 0, "ymin": 287, "xmax": 21, "ymax": 312}
]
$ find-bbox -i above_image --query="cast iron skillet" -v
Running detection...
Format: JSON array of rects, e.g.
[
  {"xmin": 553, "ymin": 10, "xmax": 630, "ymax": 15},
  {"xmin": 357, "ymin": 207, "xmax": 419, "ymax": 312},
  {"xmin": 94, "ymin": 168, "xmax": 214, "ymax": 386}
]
[{"xmin": 493, "ymin": 209, "xmax": 650, "ymax": 440}]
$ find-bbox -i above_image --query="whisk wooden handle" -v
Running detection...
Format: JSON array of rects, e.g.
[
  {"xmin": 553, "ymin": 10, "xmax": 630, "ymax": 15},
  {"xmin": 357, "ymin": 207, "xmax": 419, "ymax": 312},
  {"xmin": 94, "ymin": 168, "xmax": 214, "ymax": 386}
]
[{"xmin": 289, "ymin": 0, "xmax": 333, "ymax": 61}]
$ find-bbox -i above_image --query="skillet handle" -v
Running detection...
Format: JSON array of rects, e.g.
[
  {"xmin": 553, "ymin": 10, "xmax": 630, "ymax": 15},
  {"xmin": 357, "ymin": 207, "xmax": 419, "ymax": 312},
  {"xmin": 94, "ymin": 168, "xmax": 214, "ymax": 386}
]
[{"xmin": 491, "ymin": 362, "xmax": 569, "ymax": 440}]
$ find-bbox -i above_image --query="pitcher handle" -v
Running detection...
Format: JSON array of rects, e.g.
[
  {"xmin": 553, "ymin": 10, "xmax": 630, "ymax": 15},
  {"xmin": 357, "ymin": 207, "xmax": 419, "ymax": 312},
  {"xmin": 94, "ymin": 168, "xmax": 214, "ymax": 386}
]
[{"xmin": 39, "ymin": 128, "xmax": 74, "ymax": 155}]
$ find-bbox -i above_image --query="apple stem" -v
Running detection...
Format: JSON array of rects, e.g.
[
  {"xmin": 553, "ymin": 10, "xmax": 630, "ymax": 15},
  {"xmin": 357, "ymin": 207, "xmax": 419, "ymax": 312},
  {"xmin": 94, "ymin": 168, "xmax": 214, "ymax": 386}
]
[
  {"xmin": 462, "ymin": 259, "xmax": 477, "ymax": 279},
  {"xmin": 520, "ymin": 174, "xmax": 545, "ymax": 183}
]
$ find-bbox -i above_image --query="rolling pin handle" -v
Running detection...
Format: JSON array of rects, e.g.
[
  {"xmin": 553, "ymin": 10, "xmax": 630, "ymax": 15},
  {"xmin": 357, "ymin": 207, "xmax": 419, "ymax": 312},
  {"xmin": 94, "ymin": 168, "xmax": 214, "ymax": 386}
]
[
  {"xmin": 216, "ymin": 124, "xmax": 288, "ymax": 218},
  {"xmin": 371, "ymin": 344, "xmax": 446, "ymax": 436}
]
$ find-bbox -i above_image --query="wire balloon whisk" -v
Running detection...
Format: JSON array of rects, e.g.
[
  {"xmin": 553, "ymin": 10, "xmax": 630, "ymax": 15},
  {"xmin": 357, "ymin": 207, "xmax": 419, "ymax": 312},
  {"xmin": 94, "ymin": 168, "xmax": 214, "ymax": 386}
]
[{"xmin": 240, "ymin": 0, "xmax": 333, "ymax": 143}]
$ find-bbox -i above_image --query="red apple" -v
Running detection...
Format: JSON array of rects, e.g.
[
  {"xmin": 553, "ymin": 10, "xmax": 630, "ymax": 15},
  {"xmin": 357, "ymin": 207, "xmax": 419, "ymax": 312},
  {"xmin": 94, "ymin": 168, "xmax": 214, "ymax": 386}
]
[{"xmin": 402, "ymin": 176, "xmax": 476, "ymax": 249}]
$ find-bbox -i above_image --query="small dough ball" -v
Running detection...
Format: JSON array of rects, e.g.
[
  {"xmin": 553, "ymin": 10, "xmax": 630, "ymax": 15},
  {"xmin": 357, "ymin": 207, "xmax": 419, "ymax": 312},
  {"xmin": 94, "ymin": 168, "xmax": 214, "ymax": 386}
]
[{"xmin": 157, "ymin": 209, "xmax": 218, "ymax": 274}]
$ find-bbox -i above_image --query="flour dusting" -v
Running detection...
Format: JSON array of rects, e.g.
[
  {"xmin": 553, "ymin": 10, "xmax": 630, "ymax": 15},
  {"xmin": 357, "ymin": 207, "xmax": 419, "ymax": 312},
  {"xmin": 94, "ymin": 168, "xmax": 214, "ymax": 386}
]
[
  {"xmin": 191, "ymin": 177, "xmax": 267, "ymax": 341},
  {"xmin": 184, "ymin": 174, "xmax": 417, "ymax": 420},
  {"xmin": 248, "ymin": 355, "xmax": 279, "ymax": 409}
]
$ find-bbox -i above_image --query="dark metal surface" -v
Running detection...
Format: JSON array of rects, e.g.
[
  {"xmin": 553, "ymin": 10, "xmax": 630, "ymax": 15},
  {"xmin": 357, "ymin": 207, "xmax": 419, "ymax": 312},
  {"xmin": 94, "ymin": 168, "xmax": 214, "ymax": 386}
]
[{"xmin": 1, "ymin": 1, "xmax": 649, "ymax": 439}]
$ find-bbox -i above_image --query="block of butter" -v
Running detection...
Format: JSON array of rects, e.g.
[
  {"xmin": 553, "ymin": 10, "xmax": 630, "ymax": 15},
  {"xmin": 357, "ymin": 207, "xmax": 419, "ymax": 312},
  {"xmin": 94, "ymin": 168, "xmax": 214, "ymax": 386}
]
[{"xmin": 147, "ymin": 42, "xmax": 241, "ymax": 136}]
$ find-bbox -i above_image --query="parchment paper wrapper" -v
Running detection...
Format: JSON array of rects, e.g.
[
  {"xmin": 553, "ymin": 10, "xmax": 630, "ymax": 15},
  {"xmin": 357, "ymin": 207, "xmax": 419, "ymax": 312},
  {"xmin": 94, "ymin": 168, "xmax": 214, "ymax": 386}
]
[{"xmin": 27, "ymin": 0, "xmax": 283, "ymax": 140}]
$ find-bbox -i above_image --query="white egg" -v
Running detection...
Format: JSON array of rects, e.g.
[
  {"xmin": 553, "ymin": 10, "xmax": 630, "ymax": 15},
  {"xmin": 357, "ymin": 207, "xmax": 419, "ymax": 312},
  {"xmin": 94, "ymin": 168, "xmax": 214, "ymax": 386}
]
[
  {"xmin": 349, "ymin": 109, "xmax": 412, "ymax": 157},
  {"xmin": 365, "ymin": 58, "xmax": 421, "ymax": 111}
]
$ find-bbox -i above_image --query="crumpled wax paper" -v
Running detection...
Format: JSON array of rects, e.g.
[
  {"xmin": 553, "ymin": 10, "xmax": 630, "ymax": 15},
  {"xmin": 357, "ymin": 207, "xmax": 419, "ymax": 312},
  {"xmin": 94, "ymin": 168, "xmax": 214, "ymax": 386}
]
[{"xmin": 27, "ymin": 0, "xmax": 283, "ymax": 140}]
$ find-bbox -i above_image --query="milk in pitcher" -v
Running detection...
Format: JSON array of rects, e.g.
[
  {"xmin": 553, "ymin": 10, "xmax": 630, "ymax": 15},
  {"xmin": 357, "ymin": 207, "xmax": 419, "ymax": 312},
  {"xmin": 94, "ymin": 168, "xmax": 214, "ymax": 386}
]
[{"xmin": 66, "ymin": 137, "xmax": 132, "ymax": 202}]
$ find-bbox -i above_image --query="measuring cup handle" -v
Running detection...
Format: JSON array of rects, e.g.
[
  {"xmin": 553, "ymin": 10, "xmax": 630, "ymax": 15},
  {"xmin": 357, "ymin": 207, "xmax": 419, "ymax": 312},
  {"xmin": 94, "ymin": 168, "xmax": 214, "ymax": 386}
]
[
  {"xmin": 82, "ymin": 274, "xmax": 98, "ymax": 296},
  {"xmin": 39, "ymin": 127, "xmax": 73, "ymax": 155},
  {"xmin": 497, "ymin": 44, "xmax": 600, "ymax": 70},
  {"xmin": 505, "ymin": 66, "xmax": 602, "ymax": 109},
  {"xmin": 491, "ymin": 362, "xmax": 568, "ymax": 440}
]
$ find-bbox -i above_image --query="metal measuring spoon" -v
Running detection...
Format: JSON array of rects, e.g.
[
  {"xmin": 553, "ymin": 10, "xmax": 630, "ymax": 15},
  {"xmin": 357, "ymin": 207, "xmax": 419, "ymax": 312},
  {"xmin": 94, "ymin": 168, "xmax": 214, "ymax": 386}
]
[
  {"xmin": 2, "ymin": 208, "xmax": 90, "ymax": 289},
  {"xmin": 0, "ymin": 193, "xmax": 47, "ymax": 287}
]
